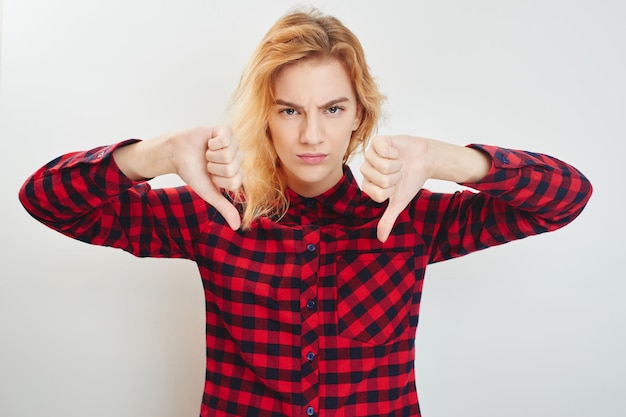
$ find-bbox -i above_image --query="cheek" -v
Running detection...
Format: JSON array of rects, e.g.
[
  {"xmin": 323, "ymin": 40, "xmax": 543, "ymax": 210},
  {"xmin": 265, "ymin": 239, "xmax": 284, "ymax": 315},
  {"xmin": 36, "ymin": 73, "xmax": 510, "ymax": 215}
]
[
  {"xmin": 267, "ymin": 120, "xmax": 281, "ymax": 144},
  {"xmin": 268, "ymin": 116, "xmax": 288, "ymax": 138},
  {"xmin": 267, "ymin": 117, "xmax": 277, "ymax": 138},
  {"xmin": 267, "ymin": 124, "xmax": 289, "ymax": 157},
  {"xmin": 333, "ymin": 119, "xmax": 357, "ymax": 143}
]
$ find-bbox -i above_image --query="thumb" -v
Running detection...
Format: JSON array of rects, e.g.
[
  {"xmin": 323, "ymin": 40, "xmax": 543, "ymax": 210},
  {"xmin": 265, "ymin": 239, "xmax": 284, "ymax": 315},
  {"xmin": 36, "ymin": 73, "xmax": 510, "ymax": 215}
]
[
  {"xmin": 377, "ymin": 194, "xmax": 410, "ymax": 243},
  {"xmin": 210, "ymin": 194, "xmax": 242, "ymax": 231},
  {"xmin": 192, "ymin": 177, "xmax": 242, "ymax": 231}
]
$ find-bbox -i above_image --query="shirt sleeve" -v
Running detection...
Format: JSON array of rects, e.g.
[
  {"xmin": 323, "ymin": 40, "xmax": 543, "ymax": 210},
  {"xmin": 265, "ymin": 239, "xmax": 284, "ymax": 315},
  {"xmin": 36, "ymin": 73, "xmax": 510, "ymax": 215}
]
[
  {"xmin": 18, "ymin": 140, "xmax": 219, "ymax": 259},
  {"xmin": 411, "ymin": 144, "xmax": 593, "ymax": 264}
]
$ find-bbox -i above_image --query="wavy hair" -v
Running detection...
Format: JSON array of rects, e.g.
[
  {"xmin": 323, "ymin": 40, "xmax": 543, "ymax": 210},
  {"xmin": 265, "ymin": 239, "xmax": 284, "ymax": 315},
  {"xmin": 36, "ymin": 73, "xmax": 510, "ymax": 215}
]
[{"xmin": 230, "ymin": 7, "xmax": 385, "ymax": 229}]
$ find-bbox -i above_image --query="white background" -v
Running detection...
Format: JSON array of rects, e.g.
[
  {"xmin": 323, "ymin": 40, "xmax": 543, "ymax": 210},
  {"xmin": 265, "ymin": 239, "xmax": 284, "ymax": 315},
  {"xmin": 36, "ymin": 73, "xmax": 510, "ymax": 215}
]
[{"xmin": 1, "ymin": 1, "xmax": 624, "ymax": 416}]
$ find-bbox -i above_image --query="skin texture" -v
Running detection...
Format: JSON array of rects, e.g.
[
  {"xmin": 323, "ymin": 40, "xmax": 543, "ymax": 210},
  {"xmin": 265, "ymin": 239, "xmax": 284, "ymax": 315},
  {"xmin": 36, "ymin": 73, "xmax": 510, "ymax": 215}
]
[{"xmin": 268, "ymin": 58, "xmax": 362, "ymax": 197}]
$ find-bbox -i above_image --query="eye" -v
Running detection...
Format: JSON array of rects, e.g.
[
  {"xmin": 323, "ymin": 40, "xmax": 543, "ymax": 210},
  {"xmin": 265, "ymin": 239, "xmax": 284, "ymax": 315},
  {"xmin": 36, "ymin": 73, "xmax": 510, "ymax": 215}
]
[
  {"xmin": 280, "ymin": 108, "xmax": 298, "ymax": 116},
  {"xmin": 326, "ymin": 106, "xmax": 343, "ymax": 114}
]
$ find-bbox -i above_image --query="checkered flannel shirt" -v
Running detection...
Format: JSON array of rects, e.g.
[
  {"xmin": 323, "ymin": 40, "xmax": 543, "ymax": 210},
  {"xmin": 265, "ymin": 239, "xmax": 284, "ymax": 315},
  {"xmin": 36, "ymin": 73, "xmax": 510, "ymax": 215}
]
[{"xmin": 20, "ymin": 141, "xmax": 592, "ymax": 416}]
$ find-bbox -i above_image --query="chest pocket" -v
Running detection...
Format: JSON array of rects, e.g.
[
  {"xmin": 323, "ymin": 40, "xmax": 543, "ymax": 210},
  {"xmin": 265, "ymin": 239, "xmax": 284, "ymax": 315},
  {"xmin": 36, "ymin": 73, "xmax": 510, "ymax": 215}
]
[{"xmin": 335, "ymin": 251, "xmax": 415, "ymax": 345}]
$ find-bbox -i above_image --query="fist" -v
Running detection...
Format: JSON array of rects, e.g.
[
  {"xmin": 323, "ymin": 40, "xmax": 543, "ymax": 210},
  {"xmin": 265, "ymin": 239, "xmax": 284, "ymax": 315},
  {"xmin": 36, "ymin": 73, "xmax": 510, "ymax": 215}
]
[{"xmin": 361, "ymin": 135, "xmax": 430, "ymax": 242}]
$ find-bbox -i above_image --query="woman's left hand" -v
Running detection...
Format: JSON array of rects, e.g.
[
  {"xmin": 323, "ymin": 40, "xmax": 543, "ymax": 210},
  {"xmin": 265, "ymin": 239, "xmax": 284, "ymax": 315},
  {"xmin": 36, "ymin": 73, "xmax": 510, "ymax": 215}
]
[
  {"xmin": 361, "ymin": 134, "xmax": 492, "ymax": 243},
  {"xmin": 360, "ymin": 135, "xmax": 431, "ymax": 243}
]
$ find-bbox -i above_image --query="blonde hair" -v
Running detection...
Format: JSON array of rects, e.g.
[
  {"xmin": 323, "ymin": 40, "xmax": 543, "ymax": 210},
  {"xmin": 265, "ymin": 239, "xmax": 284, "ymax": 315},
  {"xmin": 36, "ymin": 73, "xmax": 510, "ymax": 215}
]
[{"xmin": 230, "ymin": 7, "xmax": 385, "ymax": 229}]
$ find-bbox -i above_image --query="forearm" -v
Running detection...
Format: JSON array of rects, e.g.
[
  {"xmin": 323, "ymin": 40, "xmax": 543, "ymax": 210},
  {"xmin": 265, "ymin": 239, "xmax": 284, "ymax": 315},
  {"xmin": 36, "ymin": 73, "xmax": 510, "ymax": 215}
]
[
  {"xmin": 460, "ymin": 144, "xmax": 593, "ymax": 226},
  {"xmin": 19, "ymin": 142, "xmax": 140, "ymax": 225},
  {"xmin": 18, "ymin": 140, "xmax": 209, "ymax": 258},
  {"xmin": 416, "ymin": 144, "xmax": 592, "ymax": 262},
  {"xmin": 113, "ymin": 134, "xmax": 176, "ymax": 180},
  {"xmin": 425, "ymin": 138, "xmax": 492, "ymax": 184}
]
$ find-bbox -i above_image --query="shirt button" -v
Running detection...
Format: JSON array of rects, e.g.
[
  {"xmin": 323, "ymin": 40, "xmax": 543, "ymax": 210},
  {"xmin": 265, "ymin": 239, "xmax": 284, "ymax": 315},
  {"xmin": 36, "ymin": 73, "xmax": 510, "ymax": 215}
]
[
  {"xmin": 306, "ymin": 243, "xmax": 316, "ymax": 252},
  {"xmin": 306, "ymin": 352, "xmax": 316, "ymax": 362},
  {"xmin": 305, "ymin": 199, "xmax": 316, "ymax": 208},
  {"xmin": 306, "ymin": 406, "xmax": 315, "ymax": 416},
  {"xmin": 306, "ymin": 299, "xmax": 317, "ymax": 310}
]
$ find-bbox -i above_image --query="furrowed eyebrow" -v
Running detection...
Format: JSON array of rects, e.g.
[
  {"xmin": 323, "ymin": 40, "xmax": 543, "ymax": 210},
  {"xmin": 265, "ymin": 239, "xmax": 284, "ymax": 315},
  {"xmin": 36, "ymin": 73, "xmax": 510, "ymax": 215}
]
[{"xmin": 275, "ymin": 97, "xmax": 351, "ymax": 109}]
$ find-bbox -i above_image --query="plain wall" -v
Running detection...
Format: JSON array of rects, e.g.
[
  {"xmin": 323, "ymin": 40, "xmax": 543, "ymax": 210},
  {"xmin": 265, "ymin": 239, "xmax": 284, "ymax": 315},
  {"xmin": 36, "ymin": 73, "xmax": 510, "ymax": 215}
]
[{"xmin": 1, "ymin": 0, "xmax": 624, "ymax": 416}]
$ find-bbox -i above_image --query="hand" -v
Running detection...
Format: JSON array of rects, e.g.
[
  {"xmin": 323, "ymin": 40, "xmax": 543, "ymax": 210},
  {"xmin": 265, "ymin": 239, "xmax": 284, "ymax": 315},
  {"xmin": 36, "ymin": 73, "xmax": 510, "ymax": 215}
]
[
  {"xmin": 360, "ymin": 135, "xmax": 431, "ymax": 243},
  {"xmin": 170, "ymin": 126, "xmax": 244, "ymax": 230}
]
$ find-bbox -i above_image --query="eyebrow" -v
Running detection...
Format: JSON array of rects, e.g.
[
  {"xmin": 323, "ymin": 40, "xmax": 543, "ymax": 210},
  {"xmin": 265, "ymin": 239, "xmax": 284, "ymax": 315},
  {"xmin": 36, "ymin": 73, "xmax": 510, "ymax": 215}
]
[{"xmin": 274, "ymin": 97, "xmax": 351, "ymax": 110}]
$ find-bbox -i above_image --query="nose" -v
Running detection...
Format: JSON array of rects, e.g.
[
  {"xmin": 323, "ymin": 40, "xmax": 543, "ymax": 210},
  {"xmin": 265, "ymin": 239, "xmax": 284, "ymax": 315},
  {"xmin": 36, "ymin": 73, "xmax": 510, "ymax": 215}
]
[{"xmin": 301, "ymin": 114, "xmax": 324, "ymax": 145}]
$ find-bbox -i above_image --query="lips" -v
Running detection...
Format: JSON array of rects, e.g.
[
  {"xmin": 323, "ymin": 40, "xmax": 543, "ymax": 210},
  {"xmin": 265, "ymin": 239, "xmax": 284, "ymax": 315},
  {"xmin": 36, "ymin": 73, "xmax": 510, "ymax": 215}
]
[{"xmin": 297, "ymin": 153, "xmax": 328, "ymax": 164}]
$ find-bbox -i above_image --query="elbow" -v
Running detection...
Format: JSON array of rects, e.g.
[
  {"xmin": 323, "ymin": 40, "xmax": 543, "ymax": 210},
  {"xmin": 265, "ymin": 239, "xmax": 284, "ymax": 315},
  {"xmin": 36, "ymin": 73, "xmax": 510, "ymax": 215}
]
[
  {"xmin": 18, "ymin": 176, "xmax": 37, "ymax": 217},
  {"xmin": 570, "ymin": 171, "xmax": 593, "ymax": 218},
  {"xmin": 549, "ymin": 171, "xmax": 593, "ymax": 229},
  {"xmin": 18, "ymin": 174, "xmax": 55, "ymax": 226}
]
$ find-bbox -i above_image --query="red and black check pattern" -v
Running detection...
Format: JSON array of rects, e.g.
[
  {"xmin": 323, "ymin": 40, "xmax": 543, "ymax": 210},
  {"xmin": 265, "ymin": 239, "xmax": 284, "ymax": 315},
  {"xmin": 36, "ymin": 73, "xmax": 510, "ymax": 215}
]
[{"xmin": 19, "ymin": 141, "xmax": 592, "ymax": 416}]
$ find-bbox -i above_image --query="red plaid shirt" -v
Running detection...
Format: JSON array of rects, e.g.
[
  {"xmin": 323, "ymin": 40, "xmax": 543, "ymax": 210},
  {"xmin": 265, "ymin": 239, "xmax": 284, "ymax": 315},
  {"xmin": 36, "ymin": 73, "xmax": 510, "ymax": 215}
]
[{"xmin": 19, "ymin": 141, "xmax": 591, "ymax": 416}]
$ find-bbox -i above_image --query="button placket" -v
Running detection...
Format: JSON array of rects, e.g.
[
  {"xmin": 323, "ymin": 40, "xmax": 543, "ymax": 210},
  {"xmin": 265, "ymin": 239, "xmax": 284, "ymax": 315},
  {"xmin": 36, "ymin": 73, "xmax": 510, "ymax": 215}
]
[{"xmin": 300, "ymin": 226, "xmax": 320, "ymax": 412}]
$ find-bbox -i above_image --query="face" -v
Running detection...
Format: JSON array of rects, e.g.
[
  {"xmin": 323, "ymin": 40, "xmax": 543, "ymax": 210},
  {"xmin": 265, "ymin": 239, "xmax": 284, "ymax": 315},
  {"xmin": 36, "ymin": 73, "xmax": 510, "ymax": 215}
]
[{"xmin": 268, "ymin": 58, "xmax": 362, "ymax": 197}]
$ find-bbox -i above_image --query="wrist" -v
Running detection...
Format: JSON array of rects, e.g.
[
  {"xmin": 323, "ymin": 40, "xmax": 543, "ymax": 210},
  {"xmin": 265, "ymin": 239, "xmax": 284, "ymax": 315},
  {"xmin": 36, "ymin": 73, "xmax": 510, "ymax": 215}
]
[
  {"xmin": 113, "ymin": 134, "xmax": 176, "ymax": 180},
  {"xmin": 424, "ymin": 139, "xmax": 491, "ymax": 183},
  {"xmin": 419, "ymin": 137, "xmax": 437, "ymax": 180}
]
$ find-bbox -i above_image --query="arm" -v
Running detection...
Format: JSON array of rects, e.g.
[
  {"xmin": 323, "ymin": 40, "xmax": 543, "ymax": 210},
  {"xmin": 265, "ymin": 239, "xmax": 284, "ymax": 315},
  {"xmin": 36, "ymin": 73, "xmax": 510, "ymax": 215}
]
[
  {"xmin": 361, "ymin": 136, "xmax": 592, "ymax": 247},
  {"xmin": 112, "ymin": 126, "xmax": 243, "ymax": 229},
  {"xmin": 18, "ymin": 126, "xmax": 243, "ymax": 258}
]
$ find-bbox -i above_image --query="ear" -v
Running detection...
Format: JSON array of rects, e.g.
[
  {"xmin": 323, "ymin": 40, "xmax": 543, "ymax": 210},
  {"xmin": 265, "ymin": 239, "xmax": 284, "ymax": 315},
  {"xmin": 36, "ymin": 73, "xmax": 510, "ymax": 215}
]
[{"xmin": 352, "ymin": 105, "xmax": 363, "ymax": 131}]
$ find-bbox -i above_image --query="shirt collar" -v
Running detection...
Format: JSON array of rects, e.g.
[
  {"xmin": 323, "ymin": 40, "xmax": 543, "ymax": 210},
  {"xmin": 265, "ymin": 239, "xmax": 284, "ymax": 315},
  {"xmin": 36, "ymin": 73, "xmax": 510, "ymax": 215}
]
[{"xmin": 286, "ymin": 166, "xmax": 367, "ymax": 218}]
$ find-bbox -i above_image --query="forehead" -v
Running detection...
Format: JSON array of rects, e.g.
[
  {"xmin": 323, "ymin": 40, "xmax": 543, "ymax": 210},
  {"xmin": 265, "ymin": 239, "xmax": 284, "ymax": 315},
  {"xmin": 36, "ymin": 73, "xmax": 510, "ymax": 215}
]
[{"xmin": 272, "ymin": 58, "xmax": 355, "ymax": 101}]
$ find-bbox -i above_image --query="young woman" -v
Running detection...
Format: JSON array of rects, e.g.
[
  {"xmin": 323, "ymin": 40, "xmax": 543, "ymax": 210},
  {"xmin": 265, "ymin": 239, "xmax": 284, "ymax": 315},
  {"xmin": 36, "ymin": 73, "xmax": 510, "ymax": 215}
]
[{"xmin": 19, "ymin": 8, "xmax": 592, "ymax": 417}]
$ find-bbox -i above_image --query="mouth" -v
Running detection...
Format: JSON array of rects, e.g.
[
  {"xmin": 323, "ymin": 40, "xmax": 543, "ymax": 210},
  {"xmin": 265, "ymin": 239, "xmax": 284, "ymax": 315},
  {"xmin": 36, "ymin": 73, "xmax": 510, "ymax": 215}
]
[{"xmin": 297, "ymin": 153, "xmax": 328, "ymax": 164}]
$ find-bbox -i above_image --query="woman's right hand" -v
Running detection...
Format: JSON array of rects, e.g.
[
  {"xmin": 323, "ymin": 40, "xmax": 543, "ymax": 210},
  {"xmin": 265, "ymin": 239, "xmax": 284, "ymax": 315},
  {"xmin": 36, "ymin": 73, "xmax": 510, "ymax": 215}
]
[{"xmin": 113, "ymin": 126, "xmax": 244, "ymax": 230}]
